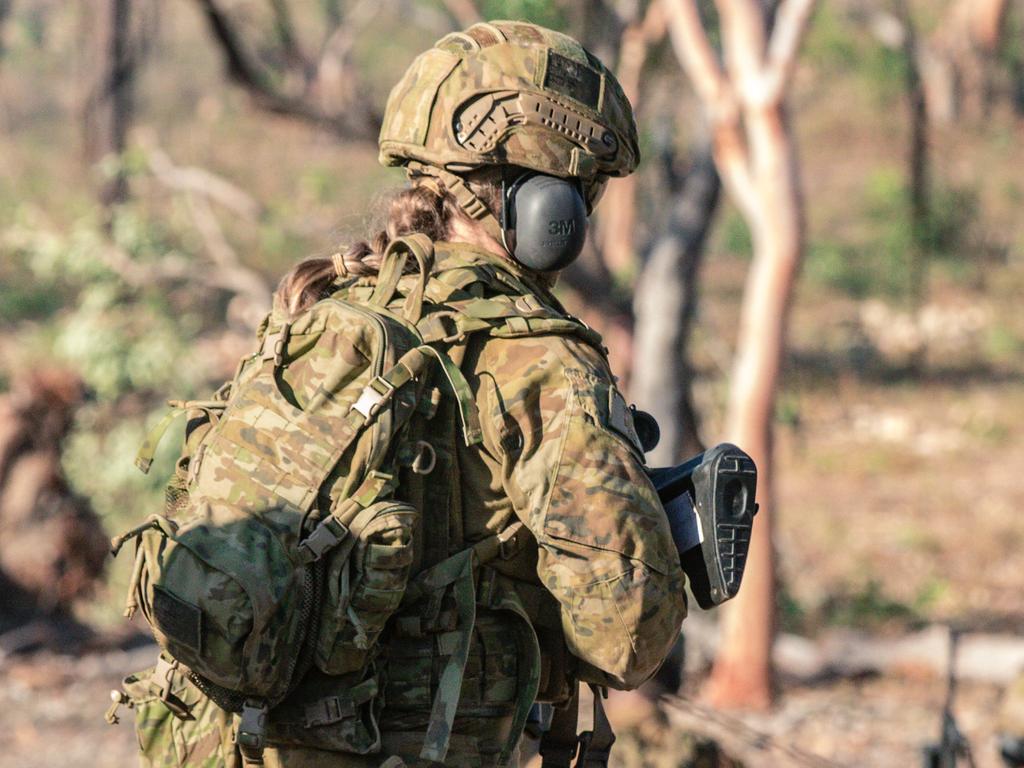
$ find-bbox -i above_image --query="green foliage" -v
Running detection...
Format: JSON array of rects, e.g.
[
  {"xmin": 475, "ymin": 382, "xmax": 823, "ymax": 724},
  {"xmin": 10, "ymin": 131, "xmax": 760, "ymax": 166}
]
[
  {"xmin": 0, "ymin": 200, "xmax": 224, "ymax": 604},
  {"xmin": 0, "ymin": 273, "xmax": 64, "ymax": 323},
  {"xmin": 861, "ymin": 45, "xmax": 909, "ymax": 106},
  {"xmin": 478, "ymin": 0, "xmax": 567, "ymax": 29},
  {"xmin": 719, "ymin": 209, "xmax": 752, "ymax": 259},
  {"xmin": 54, "ymin": 284, "xmax": 196, "ymax": 400},
  {"xmin": 4, "ymin": 206, "xmax": 205, "ymax": 400},
  {"xmin": 63, "ymin": 406, "xmax": 183, "ymax": 527},
  {"xmin": 806, "ymin": 167, "xmax": 987, "ymax": 300},
  {"xmin": 997, "ymin": 0, "xmax": 1024, "ymax": 89},
  {"xmin": 822, "ymin": 579, "xmax": 922, "ymax": 630},
  {"xmin": 805, "ymin": 241, "xmax": 894, "ymax": 299},
  {"xmin": 803, "ymin": 4, "xmax": 906, "ymax": 105},
  {"xmin": 984, "ymin": 324, "xmax": 1024, "ymax": 363},
  {"xmin": 802, "ymin": 2, "xmax": 859, "ymax": 71}
]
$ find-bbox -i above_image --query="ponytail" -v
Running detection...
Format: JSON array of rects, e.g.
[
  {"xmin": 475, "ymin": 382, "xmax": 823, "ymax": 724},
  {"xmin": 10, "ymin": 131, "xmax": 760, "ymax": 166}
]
[{"xmin": 275, "ymin": 170, "xmax": 504, "ymax": 317}]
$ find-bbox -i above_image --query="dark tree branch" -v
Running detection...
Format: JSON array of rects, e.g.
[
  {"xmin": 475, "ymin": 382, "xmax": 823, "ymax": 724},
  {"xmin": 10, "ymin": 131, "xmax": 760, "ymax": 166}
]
[
  {"xmin": 0, "ymin": 0, "xmax": 13, "ymax": 62},
  {"xmin": 194, "ymin": 0, "xmax": 380, "ymax": 143},
  {"xmin": 267, "ymin": 0, "xmax": 307, "ymax": 70},
  {"xmin": 82, "ymin": 0, "xmax": 136, "ymax": 208}
]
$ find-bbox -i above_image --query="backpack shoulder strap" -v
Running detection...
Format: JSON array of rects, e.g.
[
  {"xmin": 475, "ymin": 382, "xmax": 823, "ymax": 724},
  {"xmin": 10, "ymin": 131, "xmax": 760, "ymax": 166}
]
[{"xmin": 371, "ymin": 233, "xmax": 435, "ymax": 323}]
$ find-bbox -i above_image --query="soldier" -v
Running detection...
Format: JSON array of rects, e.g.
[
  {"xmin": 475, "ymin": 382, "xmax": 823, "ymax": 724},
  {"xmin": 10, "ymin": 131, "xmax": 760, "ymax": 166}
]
[{"xmin": 124, "ymin": 20, "xmax": 686, "ymax": 768}]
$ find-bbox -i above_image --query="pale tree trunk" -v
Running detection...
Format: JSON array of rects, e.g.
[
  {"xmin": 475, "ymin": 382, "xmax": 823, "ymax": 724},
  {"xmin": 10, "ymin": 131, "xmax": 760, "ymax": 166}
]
[
  {"xmin": 562, "ymin": 0, "xmax": 669, "ymax": 388},
  {"xmin": 596, "ymin": 0, "xmax": 667, "ymax": 275},
  {"xmin": 915, "ymin": 0, "xmax": 1011, "ymax": 123},
  {"xmin": 83, "ymin": 0, "xmax": 135, "ymax": 208},
  {"xmin": 665, "ymin": 0, "xmax": 816, "ymax": 709},
  {"xmin": 632, "ymin": 143, "xmax": 720, "ymax": 464}
]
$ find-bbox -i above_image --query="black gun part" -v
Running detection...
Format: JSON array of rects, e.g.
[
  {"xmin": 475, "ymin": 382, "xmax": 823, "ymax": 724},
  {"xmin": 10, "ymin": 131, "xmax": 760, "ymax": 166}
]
[{"xmin": 647, "ymin": 443, "xmax": 758, "ymax": 610}]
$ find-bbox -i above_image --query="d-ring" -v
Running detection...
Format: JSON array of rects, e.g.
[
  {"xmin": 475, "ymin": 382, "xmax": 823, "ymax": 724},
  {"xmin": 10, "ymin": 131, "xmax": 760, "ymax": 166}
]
[{"xmin": 411, "ymin": 441, "xmax": 436, "ymax": 475}]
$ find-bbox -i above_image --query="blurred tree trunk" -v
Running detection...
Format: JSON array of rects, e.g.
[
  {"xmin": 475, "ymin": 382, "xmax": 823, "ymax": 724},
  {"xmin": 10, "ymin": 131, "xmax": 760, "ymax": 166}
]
[
  {"xmin": 632, "ymin": 143, "xmax": 720, "ymax": 464},
  {"xmin": 596, "ymin": 0, "xmax": 667, "ymax": 275},
  {"xmin": 911, "ymin": 0, "xmax": 1011, "ymax": 123},
  {"xmin": 666, "ymin": 0, "xmax": 816, "ymax": 709},
  {"xmin": 892, "ymin": 1, "xmax": 932, "ymax": 308},
  {"xmin": 83, "ymin": 0, "xmax": 135, "ymax": 208},
  {"xmin": 0, "ymin": 369, "xmax": 108, "ymax": 631},
  {"xmin": 0, "ymin": 0, "xmax": 12, "ymax": 62},
  {"xmin": 562, "ymin": 0, "xmax": 662, "ymax": 387}
]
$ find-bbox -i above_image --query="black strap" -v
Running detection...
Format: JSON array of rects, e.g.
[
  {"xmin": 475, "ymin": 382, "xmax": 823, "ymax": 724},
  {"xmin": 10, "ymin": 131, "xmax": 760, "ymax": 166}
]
[
  {"xmin": 539, "ymin": 687, "xmax": 580, "ymax": 768},
  {"xmin": 576, "ymin": 684, "xmax": 615, "ymax": 768},
  {"xmin": 537, "ymin": 683, "xmax": 616, "ymax": 768}
]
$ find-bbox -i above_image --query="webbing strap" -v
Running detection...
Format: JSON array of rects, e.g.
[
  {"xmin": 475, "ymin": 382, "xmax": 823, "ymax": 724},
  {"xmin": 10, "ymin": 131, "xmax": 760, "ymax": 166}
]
[
  {"xmin": 303, "ymin": 677, "xmax": 378, "ymax": 728},
  {"xmin": 415, "ymin": 345, "xmax": 481, "ymax": 446},
  {"xmin": 538, "ymin": 684, "xmax": 616, "ymax": 768},
  {"xmin": 347, "ymin": 344, "xmax": 479, "ymax": 446},
  {"xmin": 539, "ymin": 687, "xmax": 579, "ymax": 768},
  {"xmin": 576, "ymin": 685, "xmax": 615, "ymax": 768},
  {"xmin": 298, "ymin": 470, "xmax": 397, "ymax": 563},
  {"xmin": 371, "ymin": 234, "xmax": 434, "ymax": 323},
  {"xmin": 135, "ymin": 399, "xmax": 228, "ymax": 474},
  {"xmin": 135, "ymin": 407, "xmax": 184, "ymax": 474},
  {"xmin": 415, "ymin": 548, "xmax": 477, "ymax": 764},
  {"xmin": 406, "ymin": 162, "xmax": 504, "ymax": 242}
]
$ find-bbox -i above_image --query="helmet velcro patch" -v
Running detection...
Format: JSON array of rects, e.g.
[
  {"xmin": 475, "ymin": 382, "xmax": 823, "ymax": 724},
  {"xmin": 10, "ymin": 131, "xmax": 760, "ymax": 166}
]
[{"xmin": 542, "ymin": 51, "xmax": 602, "ymax": 111}]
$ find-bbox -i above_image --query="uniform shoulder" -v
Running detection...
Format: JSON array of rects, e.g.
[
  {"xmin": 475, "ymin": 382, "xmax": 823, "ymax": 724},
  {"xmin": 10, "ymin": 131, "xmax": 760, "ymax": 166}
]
[{"xmin": 475, "ymin": 331, "xmax": 610, "ymax": 392}]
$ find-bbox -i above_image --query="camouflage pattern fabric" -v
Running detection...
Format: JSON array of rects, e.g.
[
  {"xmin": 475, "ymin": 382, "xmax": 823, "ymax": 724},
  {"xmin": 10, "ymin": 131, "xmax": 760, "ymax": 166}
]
[
  {"xmin": 262, "ymin": 242, "xmax": 687, "ymax": 765},
  {"xmin": 123, "ymin": 658, "xmax": 240, "ymax": 768},
  {"xmin": 378, "ymin": 20, "xmax": 640, "ymax": 210},
  {"xmin": 449, "ymin": 244, "xmax": 687, "ymax": 690},
  {"xmin": 114, "ymin": 239, "xmax": 686, "ymax": 767}
]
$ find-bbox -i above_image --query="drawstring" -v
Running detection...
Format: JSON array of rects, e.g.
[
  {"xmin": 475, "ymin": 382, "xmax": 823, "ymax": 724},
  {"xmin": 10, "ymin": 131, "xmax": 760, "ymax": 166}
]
[
  {"xmin": 105, "ymin": 689, "xmax": 131, "ymax": 725},
  {"xmin": 123, "ymin": 546, "xmax": 146, "ymax": 620},
  {"xmin": 109, "ymin": 517, "xmax": 165, "ymax": 620},
  {"xmin": 110, "ymin": 517, "xmax": 162, "ymax": 556}
]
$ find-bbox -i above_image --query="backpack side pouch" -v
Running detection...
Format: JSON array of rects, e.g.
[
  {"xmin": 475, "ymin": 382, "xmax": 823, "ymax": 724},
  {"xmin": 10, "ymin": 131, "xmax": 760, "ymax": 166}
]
[
  {"xmin": 131, "ymin": 502, "xmax": 310, "ymax": 704},
  {"xmin": 316, "ymin": 500, "xmax": 416, "ymax": 675}
]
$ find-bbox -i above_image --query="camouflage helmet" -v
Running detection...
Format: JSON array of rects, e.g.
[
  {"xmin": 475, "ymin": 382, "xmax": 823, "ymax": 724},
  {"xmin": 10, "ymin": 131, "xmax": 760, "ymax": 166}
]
[{"xmin": 378, "ymin": 21, "xmax": 640, "ymax": 211}]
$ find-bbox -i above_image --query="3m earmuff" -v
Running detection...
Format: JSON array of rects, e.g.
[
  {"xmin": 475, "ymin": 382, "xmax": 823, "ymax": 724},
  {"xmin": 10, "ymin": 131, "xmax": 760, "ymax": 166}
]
[{"xmin": 501, "ymin": 171, "xmax": 588, "ymax": 272}]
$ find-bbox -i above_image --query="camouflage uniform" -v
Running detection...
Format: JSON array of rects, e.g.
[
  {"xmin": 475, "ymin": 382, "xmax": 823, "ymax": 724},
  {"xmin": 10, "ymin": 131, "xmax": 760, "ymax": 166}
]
[
  {"xmin": 260, "ymin": 242, "xmax": 686, "ymax": 767},
  {"xmin": 123, "ymin": 19, "xmax": 686, "ymax": 768}
]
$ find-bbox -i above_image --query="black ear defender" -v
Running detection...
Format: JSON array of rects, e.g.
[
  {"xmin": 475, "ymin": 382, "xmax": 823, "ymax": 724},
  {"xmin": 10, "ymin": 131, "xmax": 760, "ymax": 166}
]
[{"xmin": 501, "ymin": 170, "xmax": 588, "ymax": 272}]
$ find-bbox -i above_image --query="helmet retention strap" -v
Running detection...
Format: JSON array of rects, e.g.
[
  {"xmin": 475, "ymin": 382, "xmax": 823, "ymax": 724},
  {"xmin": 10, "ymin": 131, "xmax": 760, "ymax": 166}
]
[{"xmin": 407, "ymin": 162, "xmax": 504, "ymax": 242}]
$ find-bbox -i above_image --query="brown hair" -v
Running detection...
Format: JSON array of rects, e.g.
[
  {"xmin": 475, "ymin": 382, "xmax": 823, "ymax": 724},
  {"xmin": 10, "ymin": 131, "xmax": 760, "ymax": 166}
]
[{"xmin": 275, "ymin": 172, "xmax": 502, "ymax": 317}]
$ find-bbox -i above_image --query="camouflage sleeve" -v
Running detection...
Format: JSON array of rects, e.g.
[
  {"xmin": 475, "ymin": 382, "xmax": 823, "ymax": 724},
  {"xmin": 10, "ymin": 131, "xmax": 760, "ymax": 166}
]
[{"xmin": 475, "ymin": 334, "xmax": 687, "ymax": 690}]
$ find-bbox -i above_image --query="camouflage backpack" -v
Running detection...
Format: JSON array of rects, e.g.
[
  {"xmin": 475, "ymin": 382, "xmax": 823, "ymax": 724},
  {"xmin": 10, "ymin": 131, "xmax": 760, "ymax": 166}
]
[
  {"xmin": 108, "ymin": 235, "xmax": 485, "ymax": 763},
  {"xmin": 107, "ymin": 235, "xmax": 609, "ymax": 767}
]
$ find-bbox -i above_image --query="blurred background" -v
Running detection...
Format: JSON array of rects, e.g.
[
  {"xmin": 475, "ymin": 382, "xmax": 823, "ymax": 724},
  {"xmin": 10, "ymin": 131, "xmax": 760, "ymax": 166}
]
[{"xmin": 0, "ymin": 0, "xmax": 1022, "ymax": 766}]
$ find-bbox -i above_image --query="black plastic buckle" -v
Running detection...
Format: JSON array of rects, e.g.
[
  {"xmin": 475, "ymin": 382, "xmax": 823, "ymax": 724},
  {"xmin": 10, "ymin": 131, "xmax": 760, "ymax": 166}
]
[
  {"xmin": 235, "ymin": 699, "xmax": 268, "ymax": 760},
  {"xmin": 575, "ymin": 730, "xmax": 614, "ymax": 768},
  {"xmin": 298, "ymin": 518, "xmax": 349, "ymax": 563},
  {"xmin": 538, "ymin": 742, "xmax": 578, "ymax": 768}
]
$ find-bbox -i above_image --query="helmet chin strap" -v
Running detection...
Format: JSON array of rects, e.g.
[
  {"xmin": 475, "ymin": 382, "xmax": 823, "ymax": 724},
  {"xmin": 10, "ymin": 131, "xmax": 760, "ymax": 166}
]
[{"xmin": 406, "ymin": 162, "xmax": 504, "ymax": 243}]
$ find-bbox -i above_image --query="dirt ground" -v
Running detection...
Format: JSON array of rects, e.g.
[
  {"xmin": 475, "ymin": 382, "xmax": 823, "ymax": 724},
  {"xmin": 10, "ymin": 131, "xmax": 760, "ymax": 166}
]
[
  {"xmin": 0, "ymin": 643, "xmax": 1007, "ymax": 768},
  {"xmin": 4, "ymin": 322, "xmax": 1021, "ymax": 768}
]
